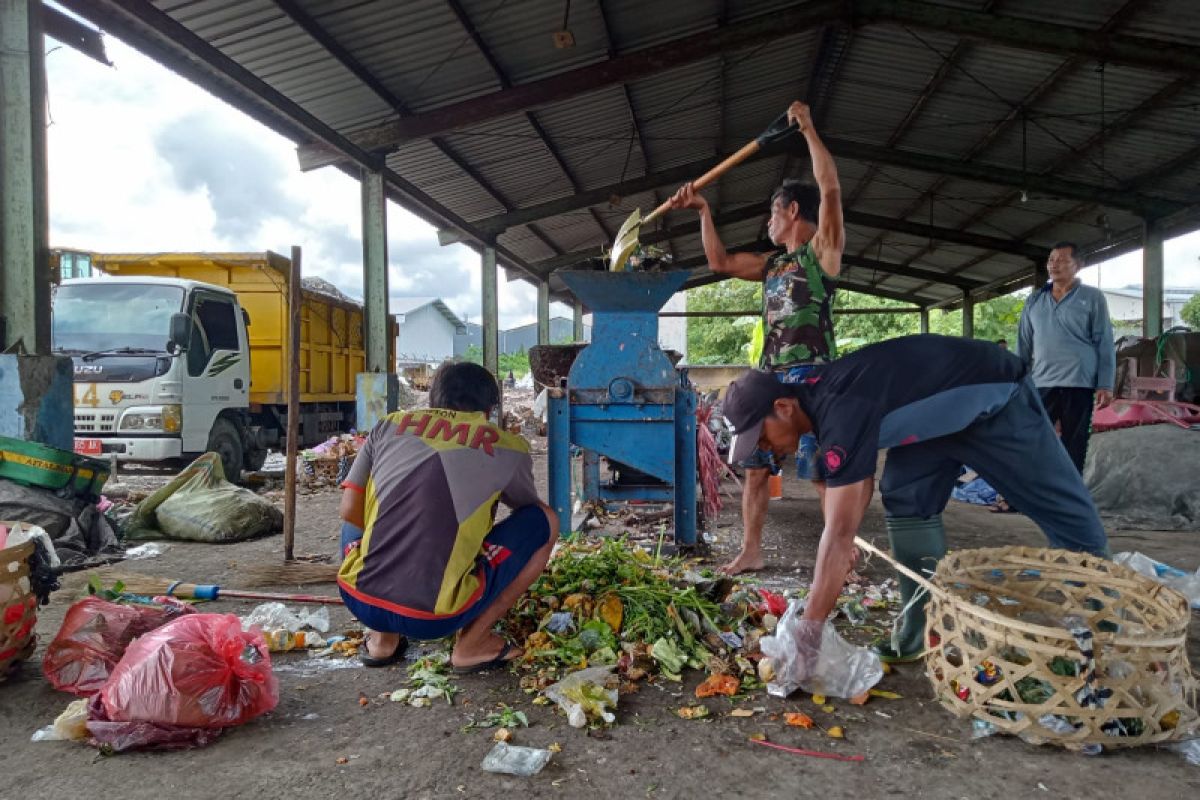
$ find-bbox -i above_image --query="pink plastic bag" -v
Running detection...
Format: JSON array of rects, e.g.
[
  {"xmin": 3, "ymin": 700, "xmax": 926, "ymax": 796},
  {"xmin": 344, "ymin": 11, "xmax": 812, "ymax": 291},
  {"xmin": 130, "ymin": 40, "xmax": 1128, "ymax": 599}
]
[
  {"xmin": 43, "ymin": 597, "xmax": 194, "ymax": 696},
  {"xmin": 99, "ymin": 613, "xmax": 278, "ymax": 729}
]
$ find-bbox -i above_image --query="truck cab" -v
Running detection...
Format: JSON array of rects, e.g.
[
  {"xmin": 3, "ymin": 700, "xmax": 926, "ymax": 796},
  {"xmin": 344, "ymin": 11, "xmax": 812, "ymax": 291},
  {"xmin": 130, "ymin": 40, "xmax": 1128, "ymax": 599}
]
[{"xmin": 53, "ymin": 276, "xmax": 259, "ymax": 479}]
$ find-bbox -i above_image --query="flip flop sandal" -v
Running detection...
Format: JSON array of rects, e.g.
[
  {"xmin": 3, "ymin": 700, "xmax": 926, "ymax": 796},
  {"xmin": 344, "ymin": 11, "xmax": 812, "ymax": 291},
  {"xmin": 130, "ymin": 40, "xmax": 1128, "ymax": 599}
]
[
  {"xmin": 452, "ymin": 642, "xmax": 520, "ymax": 675},
  {"xmin": 359, "ymin": 635, "xmax": 409, "ymax": 668}
]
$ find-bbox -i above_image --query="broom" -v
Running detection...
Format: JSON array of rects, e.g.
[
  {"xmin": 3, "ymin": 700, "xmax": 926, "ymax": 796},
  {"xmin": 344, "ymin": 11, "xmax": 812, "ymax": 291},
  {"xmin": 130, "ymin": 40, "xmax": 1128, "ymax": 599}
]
[
  {"xmin": 237, "ymin": 561, "xmax": 340, "ymax": 587},
  {"xmin": 92, "ymin": 570, "xmax": 344, "ymax": 606}
]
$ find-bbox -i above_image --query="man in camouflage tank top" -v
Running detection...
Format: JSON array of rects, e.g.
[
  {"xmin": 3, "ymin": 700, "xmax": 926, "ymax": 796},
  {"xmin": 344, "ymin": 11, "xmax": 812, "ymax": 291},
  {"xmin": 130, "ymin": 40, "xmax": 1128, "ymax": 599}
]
[{"xmin": 668, "ymin": 101, "xmax": 844, "ymax": 574}]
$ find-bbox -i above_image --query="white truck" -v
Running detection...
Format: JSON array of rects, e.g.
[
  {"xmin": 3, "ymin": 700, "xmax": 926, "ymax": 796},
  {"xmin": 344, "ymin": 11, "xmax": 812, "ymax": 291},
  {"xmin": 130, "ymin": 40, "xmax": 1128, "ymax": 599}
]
[{"xmin": 51, "ymin": 252, "xmax": 394, "ymax": 479}]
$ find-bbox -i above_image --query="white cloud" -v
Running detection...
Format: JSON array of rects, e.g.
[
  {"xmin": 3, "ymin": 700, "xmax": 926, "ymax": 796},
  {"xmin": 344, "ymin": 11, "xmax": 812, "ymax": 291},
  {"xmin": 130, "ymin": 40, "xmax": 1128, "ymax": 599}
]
[{"xmin": 44, "ymin": 35, "xmax": 546, "ymax": 329}]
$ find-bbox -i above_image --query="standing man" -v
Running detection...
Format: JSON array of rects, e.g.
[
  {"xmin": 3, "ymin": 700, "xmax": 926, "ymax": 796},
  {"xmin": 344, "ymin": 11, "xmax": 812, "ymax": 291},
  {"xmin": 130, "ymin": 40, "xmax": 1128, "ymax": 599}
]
[
  {"xmin": 668, "ymin": 100, "xmax": 844, "ymax": 575},
  {"xmin": 1018, "ymin": 242, "xmax": 1116, "ymax": 472},
  {"xmin": 721, "ymin": 335, "xmax": 1109, "ymax": 667}
]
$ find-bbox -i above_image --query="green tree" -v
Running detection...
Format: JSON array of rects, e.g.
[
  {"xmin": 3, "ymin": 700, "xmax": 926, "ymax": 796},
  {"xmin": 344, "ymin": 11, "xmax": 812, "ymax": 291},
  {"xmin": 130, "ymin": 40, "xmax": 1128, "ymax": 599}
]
[
  {"xmin": 928, "ymin": 293, "xmax": 1027, "ymax": 344},
  {"xmin": 461, "ymin": 344, "xmax": 531, "ymax": 378},
  {"xmin": 1182, "ymin": 293, "xmax": 1200, "ymax": 329},
  {"xmin": 831, "ymin": 292, "xmax": 921, "ymax": 353},
  {"xmin": 685, "ymin": 280, "xmax": 762, "ymax": 364}
]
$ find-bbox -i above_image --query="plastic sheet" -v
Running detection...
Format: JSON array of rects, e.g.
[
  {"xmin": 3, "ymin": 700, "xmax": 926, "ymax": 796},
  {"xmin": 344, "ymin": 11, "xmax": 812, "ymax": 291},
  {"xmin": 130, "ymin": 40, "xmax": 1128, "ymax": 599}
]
[
  {"xmin": 759, "ymin": 600, "xmax": 883, "ymax": 699},
  {"xmin": 480, "ymin": 742, "xmax": 552, "ymax": 776},
  {"xmin": 99, "ymin": 613, "xmax": 278, "ymax": 729},
  {"xmin": 1113, "ymin": 551, "xmax": 1200, "ymax": 610},
  {"xmin": 42, "ymin": 597, "xmax": 194, "ymax": 696},
  {"xmin": 241, "ymin": 602, "xmax": 330, "ymax": 633},
  {"xmin": 30, "ymin": 699, "xmax": 89, "ymax": 742}
]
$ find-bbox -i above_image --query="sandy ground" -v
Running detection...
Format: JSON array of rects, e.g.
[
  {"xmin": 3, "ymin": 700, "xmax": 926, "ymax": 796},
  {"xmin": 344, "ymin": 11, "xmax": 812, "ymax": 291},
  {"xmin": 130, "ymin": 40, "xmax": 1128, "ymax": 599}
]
[{"xmin": 2, "ymin": 448, "xmax": 1198, "ymax": 800}]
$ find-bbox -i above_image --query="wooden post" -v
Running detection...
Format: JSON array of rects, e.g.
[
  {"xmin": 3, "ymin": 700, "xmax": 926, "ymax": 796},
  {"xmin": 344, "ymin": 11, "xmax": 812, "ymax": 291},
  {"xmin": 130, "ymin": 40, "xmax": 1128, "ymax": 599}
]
[{"xmin": 283, "ymin": 246, "xmax": 302, "ymax": 562}]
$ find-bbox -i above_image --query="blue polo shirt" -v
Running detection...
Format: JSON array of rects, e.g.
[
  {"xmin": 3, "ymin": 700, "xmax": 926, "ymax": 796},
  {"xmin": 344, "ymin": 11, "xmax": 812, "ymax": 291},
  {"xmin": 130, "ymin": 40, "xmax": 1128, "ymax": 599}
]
[{"xmin": 1017, "ymin": 281, "xmax": 1116, "ymax": 391}]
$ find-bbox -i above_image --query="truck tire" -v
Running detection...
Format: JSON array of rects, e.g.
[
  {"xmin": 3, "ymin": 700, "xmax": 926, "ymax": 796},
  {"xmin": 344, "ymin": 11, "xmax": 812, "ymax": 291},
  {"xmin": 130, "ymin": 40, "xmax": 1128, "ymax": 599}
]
[
  {"xmin": 207, "ymin": 418, "xmax": 244, "ymax": 481},
  {"xmin": 243, "ymin": 447, "xmax": 268, "ymax": 472}
]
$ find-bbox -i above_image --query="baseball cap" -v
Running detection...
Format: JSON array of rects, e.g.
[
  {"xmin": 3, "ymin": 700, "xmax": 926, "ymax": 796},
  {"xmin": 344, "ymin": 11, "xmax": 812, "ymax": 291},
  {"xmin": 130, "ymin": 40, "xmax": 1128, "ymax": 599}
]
[{"xmin": 723, "ymin": 370, "xmax": 792, "ymax": 465}]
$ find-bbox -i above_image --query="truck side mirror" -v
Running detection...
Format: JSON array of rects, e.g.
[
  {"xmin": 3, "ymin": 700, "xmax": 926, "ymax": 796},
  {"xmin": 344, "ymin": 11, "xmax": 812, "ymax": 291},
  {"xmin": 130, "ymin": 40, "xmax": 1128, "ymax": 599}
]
[{"xmin": 169, "ymin": 312, "xmax": 192, "ymax": 353}]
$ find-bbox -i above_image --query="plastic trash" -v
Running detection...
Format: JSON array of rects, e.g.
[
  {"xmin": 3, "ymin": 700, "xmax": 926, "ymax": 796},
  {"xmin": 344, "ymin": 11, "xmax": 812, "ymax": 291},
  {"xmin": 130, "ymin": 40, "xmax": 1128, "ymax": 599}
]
[
  {"xmin": 241, "ymin": 601, "xmax": 330, "ymax": 634},
  {"xmin": 480, "ymin": 742, "xmax": 553, "ymax": 776},
  {"xmin": 2, "ymin": 521, "xmax": 59, "ymax": 568},
  {"xmin": 1113, "ymin": 551, "xmax": 1200, "ymax": 609},
  {"xmin": 99, "ymin": 613, "xmax": 278, "ymax": 729},
  {"xmin": 259, "ymin": 629, "xmax": 327, "ymax": 652},
  {"xmin": 759, "ymin": 600, "xmax": 884, "ymax": 699},
  {"xmin": 532, "ymin": 389, "xmax": 549, "ymax": 423},
  {"xmin": 30, "ymin": 699, "xmax": 89, "ymax": 742},
  {"xmin": 544, "ymin": 611, "xmax": 574, "ymax": 634},
  {"xmin": 971, "ymin": 719, "xmax": 998, "ymax": 739},
  {"xmin": 1169, "ymin": 738, "xmax": 1200, "ymax": 766},
  {"xmin": 42, "ymin": 596, "xmax": 195, "ymax": 696},
  {"xmin": 124, "ymin": 543, "xmax": 166, "ymax": 560},
  {"xmin": 543, "ymin": 665, "xmax": 619, "ymax": 728}
]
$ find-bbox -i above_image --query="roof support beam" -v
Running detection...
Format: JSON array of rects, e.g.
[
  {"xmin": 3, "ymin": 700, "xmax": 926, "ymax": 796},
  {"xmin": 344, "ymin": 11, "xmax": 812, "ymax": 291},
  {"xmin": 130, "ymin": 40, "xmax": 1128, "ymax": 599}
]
[
  {"xmin": 528, "ymin": 203, "xmax": 1043, "ymax": 274},
  {"xmin": 42, "ymin": 5, "xmax": 110, "ymax": 65},
  {"xmin": 297, "ymin": 0, "xmax": 844, "ymax": 169},
  {"xmin": 684, "ymin": 264, "xmax": 928, "ymax": 305},
  {"xmin": 857, "ymin": 0, "xmax": 1200, "ymax": 75}
]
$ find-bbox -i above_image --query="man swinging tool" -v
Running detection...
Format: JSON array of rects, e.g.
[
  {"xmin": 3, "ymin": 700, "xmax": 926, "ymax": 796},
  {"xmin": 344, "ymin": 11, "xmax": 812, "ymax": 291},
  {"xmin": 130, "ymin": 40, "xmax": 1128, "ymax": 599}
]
[
  {"xmin": 721, "ymin": 335, "xmax": 1109, "ymax": 667},
  {"xmin": 667, "ymin": 100, "xmax": 844, "ymax": 575}
]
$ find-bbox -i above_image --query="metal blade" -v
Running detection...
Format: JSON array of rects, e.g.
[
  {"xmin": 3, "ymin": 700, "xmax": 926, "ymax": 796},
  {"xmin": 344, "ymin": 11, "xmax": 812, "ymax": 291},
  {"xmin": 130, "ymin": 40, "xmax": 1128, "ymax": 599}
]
[{"xmin": 609, "ymin": 207, "xmax": 642, "ymax": 271}]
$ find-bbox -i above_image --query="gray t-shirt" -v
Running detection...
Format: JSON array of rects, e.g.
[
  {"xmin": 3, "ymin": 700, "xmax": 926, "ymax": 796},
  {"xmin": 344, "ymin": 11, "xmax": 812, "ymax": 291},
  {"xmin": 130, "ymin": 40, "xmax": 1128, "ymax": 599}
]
[{"xmin": 1018, "ymin": 281, "xmax": 1116, "ymax": 390}]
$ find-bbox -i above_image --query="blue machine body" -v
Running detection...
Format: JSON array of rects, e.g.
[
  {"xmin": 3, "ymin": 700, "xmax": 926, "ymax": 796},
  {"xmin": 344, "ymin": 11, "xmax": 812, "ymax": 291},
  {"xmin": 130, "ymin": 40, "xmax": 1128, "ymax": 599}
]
[{"xmin": 547, "ymin": 270, "xmax": 698, "ymax": 544}]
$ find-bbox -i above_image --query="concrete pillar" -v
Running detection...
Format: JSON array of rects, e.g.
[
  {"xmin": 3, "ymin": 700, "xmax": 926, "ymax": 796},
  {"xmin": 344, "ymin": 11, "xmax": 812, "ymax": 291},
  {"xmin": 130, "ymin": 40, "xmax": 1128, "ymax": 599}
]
[
  {"xmin": 573, "ymin": 301, "xmax": 585, "ymax": 342},
  {"xmin": 962, "ymin": 291, "xmax": 974, "ymax": 339},
  {"xmin": 537, "ymin": 282, "xmax": 550, "ymax": 345},
  {"xmin": 1, "ymin": 0, "xmax": 51, "ymax": 354},
  {"xmin": 1142, "ymin": 218, "xmax": 1164, "ymax": 339},
  {"xmin": 361, "ymin": 170, "xmax": 389, "ymax": 372},
  {"xmin": 481, "ymin": 245, "xmax": 499, "ymax": 379},
  {"xmin": 919, "ymin": 307, "xmax": 929, "ymax": 334}
]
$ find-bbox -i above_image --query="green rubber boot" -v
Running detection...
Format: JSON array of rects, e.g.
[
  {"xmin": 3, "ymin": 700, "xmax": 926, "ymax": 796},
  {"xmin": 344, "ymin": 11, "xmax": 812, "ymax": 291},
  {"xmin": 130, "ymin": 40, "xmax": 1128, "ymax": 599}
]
[{"xmin": 873, "ymin": 515, "xmax": 947, "ymax": 663}]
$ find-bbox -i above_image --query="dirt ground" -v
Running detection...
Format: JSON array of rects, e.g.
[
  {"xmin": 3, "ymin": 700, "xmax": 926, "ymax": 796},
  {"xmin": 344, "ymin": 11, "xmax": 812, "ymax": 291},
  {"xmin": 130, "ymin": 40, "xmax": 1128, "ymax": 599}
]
[{"xmin": 2, "ymin": 447, "xmax": 1198, "ymax": 800}]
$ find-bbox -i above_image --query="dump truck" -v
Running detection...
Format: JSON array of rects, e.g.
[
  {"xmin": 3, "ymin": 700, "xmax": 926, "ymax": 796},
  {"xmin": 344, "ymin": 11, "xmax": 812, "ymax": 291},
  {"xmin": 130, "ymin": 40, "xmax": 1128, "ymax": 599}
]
[{"xmin": 51, "ymin": 251, "xmax": 396, "ymax": 478}]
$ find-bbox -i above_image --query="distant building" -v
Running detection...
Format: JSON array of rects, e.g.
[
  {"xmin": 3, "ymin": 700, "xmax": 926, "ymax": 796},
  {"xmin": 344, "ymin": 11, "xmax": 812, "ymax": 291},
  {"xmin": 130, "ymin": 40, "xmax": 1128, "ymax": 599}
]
[
  {"xmin": 454, "ymin": 316, "xmax": 591, "ymax": 356},
  {"xmin": 1101, "ymin": 285, "xmax": 1197, "ymax": 337},
  {"xmin": 393, "ymin": 297, "xmax": 467, "ymax": 366}
]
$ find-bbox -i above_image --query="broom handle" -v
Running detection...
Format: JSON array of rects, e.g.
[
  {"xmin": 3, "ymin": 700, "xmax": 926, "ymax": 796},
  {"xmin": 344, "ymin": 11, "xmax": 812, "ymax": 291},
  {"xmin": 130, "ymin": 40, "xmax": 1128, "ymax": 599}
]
[
  {"xmin": 169, "ymin": 582, "xmax": 344, "ymax": 606},
  {"xmin": 853, "ymin": 536, "xmax": 949, "ymax": 600},
  {"xmin": 642, "ymin": 140, "xmax": 762, "ymax": 227}
]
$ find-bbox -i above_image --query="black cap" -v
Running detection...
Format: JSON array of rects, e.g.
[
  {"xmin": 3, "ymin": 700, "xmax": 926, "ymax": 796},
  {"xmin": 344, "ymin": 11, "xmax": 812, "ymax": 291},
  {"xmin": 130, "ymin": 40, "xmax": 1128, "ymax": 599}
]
[{"xmin": 724, "ymin": 370, "xmax": 791, "ymax": 465}]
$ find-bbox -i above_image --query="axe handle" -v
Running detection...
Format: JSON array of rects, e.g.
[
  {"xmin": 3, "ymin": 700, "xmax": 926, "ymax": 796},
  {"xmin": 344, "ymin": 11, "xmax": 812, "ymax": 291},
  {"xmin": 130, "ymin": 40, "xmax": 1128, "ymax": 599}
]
[{"xmin": 642, "ymin": 139, "xmax": 762, "ymax": 226}]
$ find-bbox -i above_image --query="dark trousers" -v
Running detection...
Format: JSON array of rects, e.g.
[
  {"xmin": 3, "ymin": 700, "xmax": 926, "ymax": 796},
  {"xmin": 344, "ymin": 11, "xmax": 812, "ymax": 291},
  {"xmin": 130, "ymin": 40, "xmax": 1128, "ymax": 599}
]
[
  {"xmin": 1038, "ymin": 387, "xmax": 1095, "ymax": 473},
  {"xmin": 879, "ymin": 378, "xmax": 1108, "ymax": 558}
]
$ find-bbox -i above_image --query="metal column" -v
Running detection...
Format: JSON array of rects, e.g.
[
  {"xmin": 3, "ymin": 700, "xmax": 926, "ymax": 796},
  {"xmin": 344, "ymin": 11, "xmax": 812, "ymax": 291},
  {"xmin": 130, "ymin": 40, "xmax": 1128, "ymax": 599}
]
[
  {"xmin": 1142, "ymin": 218, "xmax": 1164, "ymax": 339},
  {"xmin": 481, "ymin": 245, "xmax": 499, "ymax": 380},
  {"xmin": 962, "ymin": 291, "xmax": 975, "ymax": 339},
  {"xmin": 547, "ymin": 389, "xmax": 571, "ymax": 535},
  {"xmin": 361, "ymin": 170, "xmax": 389, "ymax": 372},
  {"xmin": 1, "ymin": 0, "xmax": 51, "ymax": 353},
  {"xmin": 537, "ymin": 282, "xmax": 550, "ymax": 345},
  {"xmin": 573, "ymin": 301, "xmax": 585, "ymax": 341},
  {"xmin": 919, "ymin": 307, "xmax": 929, "ymax": 334}
]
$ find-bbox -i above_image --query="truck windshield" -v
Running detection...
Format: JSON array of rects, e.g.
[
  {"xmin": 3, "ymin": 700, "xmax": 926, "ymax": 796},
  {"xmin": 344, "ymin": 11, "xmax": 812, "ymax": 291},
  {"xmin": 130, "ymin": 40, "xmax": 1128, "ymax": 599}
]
[{"xmin": 53, "ymin": 283, "xmax": 184, "ymax": 354}]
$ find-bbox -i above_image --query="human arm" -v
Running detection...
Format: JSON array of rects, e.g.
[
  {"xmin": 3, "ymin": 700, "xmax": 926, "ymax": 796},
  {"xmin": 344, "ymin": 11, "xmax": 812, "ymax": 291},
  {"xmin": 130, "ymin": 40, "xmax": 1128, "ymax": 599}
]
[
  {"xmin": 1017, "ymin": 301, "xmax": 1035, "ymax": 370},
  {"xmin": 801, "ymin": 478, "xmax": 875, "ymax": 623},
  {"xmin": 788, "ymin": 102, "xmax": 844, "ymax": 278},
  {"xmin": 1093, "ymin": 293, "xmax": 1116, "ymax": 408},
  {"xmin": 339, "ymin": 487, "xmax": 365, "ymax": 528},
  {"xmin": 667, "ymin": 183, "xmax": 768, "ymax": 280}
]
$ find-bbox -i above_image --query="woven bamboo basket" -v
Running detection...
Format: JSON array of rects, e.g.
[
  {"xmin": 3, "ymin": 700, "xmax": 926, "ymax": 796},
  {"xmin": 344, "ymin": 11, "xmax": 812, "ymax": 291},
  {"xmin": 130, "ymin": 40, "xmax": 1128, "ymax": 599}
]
[{"xmin": 0, "ymin": 540, "xmax": 38, "ymax": 682}]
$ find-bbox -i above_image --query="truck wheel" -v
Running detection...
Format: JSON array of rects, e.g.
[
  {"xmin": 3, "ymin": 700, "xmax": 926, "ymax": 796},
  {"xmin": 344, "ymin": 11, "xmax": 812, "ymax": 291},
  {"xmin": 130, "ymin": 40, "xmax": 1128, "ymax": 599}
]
[
  {"xmin": 243, "ymin": 447, "xmax": 268, "ymax": 472},
  {"xmin": 207, "ymin": 418, "xmax": 244, "ymax": 481}
]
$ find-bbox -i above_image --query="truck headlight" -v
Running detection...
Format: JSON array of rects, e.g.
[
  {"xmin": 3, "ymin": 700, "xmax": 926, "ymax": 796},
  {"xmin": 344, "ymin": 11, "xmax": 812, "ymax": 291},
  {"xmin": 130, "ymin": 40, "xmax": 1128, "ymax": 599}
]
[{"xmin": 119, "ymin": 405, "xmax": 182, "ymax": 433}]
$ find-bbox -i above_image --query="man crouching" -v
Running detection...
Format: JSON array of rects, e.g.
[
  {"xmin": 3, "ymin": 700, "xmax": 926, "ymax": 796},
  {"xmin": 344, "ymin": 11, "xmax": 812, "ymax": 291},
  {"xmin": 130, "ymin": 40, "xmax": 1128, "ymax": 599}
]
[{"xmin": 337, "ymin": 361, "xmax": 559, "ymax": 671}]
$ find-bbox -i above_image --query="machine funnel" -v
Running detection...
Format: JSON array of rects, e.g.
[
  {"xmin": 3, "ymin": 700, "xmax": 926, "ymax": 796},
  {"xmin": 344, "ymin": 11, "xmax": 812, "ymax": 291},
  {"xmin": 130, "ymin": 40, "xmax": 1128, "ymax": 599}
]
[{"xmin": 558, "ymin": 270, "xmax": 689, "ymax": 315}]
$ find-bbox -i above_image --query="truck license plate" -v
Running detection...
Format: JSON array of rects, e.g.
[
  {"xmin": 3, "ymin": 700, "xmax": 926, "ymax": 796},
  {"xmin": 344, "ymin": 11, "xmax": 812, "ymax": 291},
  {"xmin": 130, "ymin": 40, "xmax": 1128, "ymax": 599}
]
[{"xmin": 74, "ymin": 438, "xmax": 103, "ymax": 456}]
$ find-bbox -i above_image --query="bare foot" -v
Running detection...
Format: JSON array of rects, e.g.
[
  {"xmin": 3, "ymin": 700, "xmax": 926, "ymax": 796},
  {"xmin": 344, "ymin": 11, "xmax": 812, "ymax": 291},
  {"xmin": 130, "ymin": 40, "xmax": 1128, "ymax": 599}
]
[
  {"xmin": 719, "ymin": 550, "xmax": 765, "ymax": 575},
  {"xmin": 365, "ymin": 630, "xmax": 402, "ymax": 659},
  {"xmin": 451, "ymin": 632, "xmax": 524, "ymax": 670}
]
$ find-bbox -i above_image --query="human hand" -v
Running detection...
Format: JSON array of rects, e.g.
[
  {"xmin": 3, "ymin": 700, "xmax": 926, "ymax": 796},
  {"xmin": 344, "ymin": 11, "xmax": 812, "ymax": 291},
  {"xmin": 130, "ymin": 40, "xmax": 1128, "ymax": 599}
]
[
  {"xmin": 791, "ymin": 618, "xmax": 825, "ymax": 683},
  {"xmin": 787, "ymin": 101, "xmax": 813, "ymax": 134},
  {"xmin": 668, "ymin": 182, "xmax": 708, "ymax": 212},
  {"xmin": 1094, "ymin": 389, "xmax": 1113, "ymax": 409}
]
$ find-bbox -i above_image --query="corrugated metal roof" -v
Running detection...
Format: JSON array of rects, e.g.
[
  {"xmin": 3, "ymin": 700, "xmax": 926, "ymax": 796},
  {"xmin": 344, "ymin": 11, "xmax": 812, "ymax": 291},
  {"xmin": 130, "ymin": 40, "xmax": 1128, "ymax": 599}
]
[{"xmin": 84, "ymin": 0, "xmax": 1200, "ymax": 305}]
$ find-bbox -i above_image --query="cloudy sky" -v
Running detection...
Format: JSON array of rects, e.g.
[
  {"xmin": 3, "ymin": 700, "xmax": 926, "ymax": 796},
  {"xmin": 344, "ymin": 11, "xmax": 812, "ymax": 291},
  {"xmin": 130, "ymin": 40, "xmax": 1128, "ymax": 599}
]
[
  {"xmin": 44, "ymin": 28, "xmax": 1196, "ymax": 324},
  {"xmin": 44, "ymin": 34, "xmax": 573, "ymax": 330}
]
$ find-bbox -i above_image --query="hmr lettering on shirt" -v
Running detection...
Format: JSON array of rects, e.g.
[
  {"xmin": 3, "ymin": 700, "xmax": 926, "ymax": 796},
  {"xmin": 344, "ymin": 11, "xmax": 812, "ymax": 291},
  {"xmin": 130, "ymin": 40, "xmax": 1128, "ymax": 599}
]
[{"xmin": 396, "ymin": 412, "xmax": 500, "ymax": 455}]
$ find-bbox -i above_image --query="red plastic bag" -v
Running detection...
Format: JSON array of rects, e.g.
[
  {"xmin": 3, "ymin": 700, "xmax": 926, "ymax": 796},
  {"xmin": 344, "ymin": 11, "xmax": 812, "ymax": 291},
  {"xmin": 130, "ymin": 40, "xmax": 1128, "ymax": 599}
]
[
  {"xmin": 99, "ymin": 613, "xmax": 278, "ymax": 729},
  {"xmin": 43, "ymin": 597, "xmax": 194, "ymax": 696}
]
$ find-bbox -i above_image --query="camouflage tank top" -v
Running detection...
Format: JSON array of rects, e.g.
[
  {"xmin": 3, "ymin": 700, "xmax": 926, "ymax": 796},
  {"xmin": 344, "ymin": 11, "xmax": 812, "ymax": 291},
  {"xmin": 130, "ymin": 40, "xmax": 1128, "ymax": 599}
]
[{"xmin": 760, "ymin": 244, "xmax": 837, "ymax": 369}]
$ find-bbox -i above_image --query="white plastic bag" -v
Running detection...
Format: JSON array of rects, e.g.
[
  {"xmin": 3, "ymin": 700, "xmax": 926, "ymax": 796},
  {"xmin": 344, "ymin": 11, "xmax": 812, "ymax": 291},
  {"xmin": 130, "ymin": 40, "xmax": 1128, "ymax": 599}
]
[
  {"xmin": 241, "ymin": 602, "xmax": 330, "ymax": 634},
  {"xmin": 1114, "ymin": 551, "xmax": 1200, "ymax": 609},
  {"xmin": 30, "ymin": 699, "xmax": 89, "ymax": 742},
  {"xmin": 759, "ymin": 600, "xmax": 883, "ymax": 699},
  {"xmin": 543, "ymin": 665, "xmax": 618, "ymax": 728}
]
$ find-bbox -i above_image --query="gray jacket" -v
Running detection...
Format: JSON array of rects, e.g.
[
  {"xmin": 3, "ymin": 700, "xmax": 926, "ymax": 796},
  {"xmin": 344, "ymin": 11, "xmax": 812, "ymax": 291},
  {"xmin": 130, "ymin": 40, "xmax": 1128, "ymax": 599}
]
[{"xmin": 1018, "ymin": 281, "xmax": 1116, "ymax": 390}]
